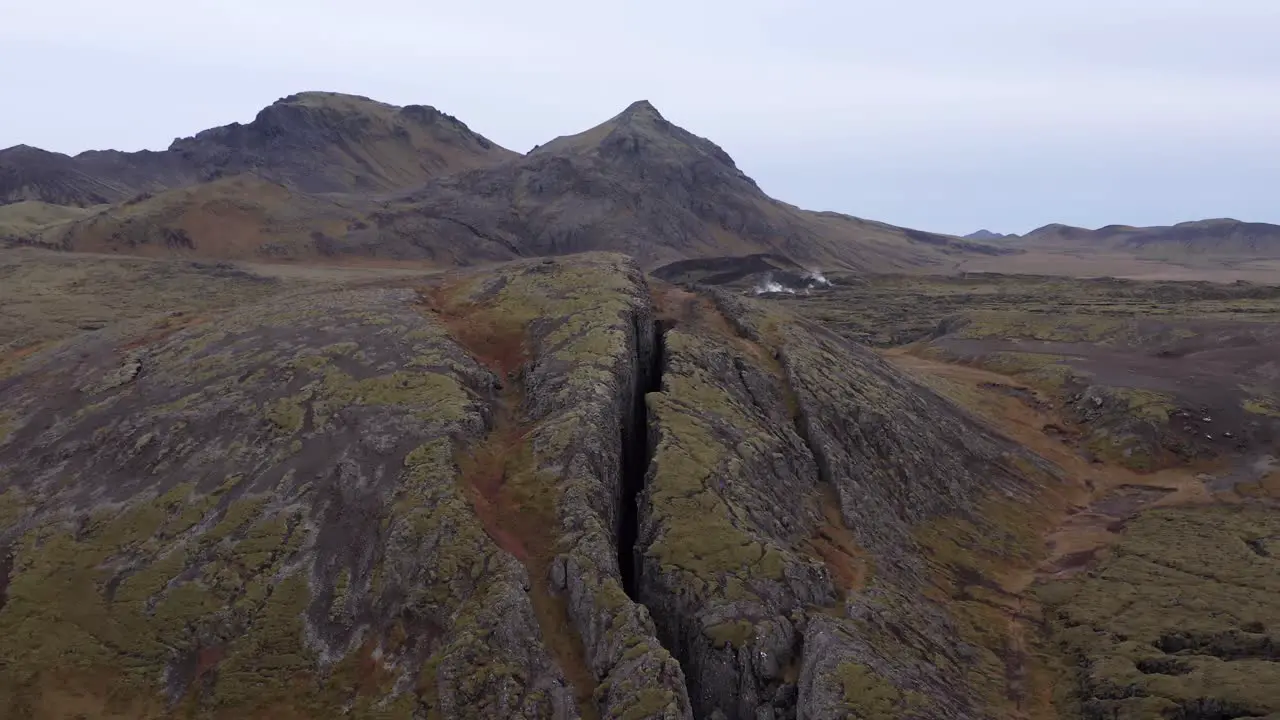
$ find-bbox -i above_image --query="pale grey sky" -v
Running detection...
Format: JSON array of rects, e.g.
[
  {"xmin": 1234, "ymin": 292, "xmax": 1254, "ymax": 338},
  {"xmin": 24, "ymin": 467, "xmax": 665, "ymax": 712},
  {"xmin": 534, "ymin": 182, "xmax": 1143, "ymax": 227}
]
[{"xmin": 3, "ymin": 1, "xmax": 1278, "ymax": 235}]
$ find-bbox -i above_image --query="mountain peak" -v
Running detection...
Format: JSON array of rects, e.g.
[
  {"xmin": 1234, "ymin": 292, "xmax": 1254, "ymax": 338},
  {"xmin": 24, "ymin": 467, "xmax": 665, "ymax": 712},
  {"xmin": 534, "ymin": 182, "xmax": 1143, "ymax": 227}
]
[
  {"xmin": 529, "ymin": 99, "xmax": 738, "ymax": 168},
  {"xmin": 1179, "ymin": 217, "xmax": 1243, "ymax": 227},
  {"xmin": 273, "ymin": 91, "xmax": 386, "ymax": 109},
  {"xmin": 1026, "ymin": 223, "xmax": 1085, "ymax": 236},
  {"xmin": 617, "ymin": 99, "xmax": 663, "ymax": 120},
  {"xmin": 1, "ymin": 144, "xmax": 61, "ymax": 158}
]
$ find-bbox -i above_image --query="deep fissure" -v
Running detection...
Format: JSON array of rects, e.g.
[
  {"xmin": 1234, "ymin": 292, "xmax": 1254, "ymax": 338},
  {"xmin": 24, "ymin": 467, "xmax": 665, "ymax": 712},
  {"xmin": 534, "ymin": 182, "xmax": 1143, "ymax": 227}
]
[{"xmin": 618, "ymin": 318, "xmax": 666, "ymax": 599}]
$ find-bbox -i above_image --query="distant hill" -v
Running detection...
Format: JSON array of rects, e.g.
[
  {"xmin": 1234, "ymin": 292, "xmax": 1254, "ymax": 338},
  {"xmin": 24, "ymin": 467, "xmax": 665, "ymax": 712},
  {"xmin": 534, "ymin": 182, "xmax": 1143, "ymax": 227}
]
[
  {"xmin": 1018, "ymin": 219, "xmax": 1280, "ymax": 258},
  {"xmin": 0, "ymin": 92, "xmax": 515, "ymax": 206},
  {"xmin": 964, "ymin": 229, "xmax": 1012, "ymax": 241}
]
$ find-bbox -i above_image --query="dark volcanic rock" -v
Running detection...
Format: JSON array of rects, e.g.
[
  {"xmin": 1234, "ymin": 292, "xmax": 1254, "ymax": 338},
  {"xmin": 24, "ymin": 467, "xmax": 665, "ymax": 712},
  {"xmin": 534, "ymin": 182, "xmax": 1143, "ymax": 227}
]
[
  {"xmin": 0, "ymin": 253, "xmax": 698, "ymax": 719},
  {"xmin": 650, "ymin": 253, "xmax": 812, "ymax": 288},
  {"xmin": 0, "ymin": 287, "xmax": 581, "ymax": 717},
  {"xmin": 432, "ymin": 254, "xmax": 692, "ymax": 718},
  {"xmin": 630, "ymin": 286, "xmax": 1060, "ymax": 718},
  {"xmin": 0, "ymin": 253, "xmax": 1069, "ymax": 718},
  {"xmin": 964, "ymin": 229, "xmax": 1010, "ymax": 241},
  {"xmin": 1043, "ymin": 507, "xmax": 1280, "ymax": 717},
  {"xmin": 166, "ymin": 92, "xmax": 515, "ymax": 193}
]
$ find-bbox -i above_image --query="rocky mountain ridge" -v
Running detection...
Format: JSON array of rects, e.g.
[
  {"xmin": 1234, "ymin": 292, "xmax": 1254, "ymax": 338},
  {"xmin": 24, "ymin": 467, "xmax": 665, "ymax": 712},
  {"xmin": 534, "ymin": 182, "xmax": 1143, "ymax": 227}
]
[
  {"xmin": 339, "ymin": 100, "xmax": 1005, "ymax": 269},
  {"xmin": 2, "ymin": 93, "xmax": 1010, "ymax": 273}
]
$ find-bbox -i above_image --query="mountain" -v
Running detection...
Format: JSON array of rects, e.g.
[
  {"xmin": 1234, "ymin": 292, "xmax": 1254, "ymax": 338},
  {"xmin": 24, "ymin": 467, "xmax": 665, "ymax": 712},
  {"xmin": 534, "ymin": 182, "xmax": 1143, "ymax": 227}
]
[
  {"xmin": 0, "ymin": 92, "xmax": 515, "ymax": 207},
  {"xmin": 964, "ymin": 228, "xmax": 1011, "ymax": 241},
  {"xmin": 347, "ymin": 100, "xmax": 1006, "ymax": 270},
  {"xmin": 1018, "ymin": 218, "xmax": 1280, "ymax": 257},
  {"xmin": 4, "ymin": 94, "xmax": 1008, "ymax": 271},
  {"xmin": 0, "ymin": 144, "xmax": 176, "ymax": 207},
  {"xmin": 164, "ymin": 92, "xmax": 518, "ymax": 193}
]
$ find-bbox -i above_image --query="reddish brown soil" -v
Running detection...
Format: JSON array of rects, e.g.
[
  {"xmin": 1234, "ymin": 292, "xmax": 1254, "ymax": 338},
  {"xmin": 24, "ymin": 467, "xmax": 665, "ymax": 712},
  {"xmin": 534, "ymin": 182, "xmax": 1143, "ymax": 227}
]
[
  {"xmin": 887, "ymin": 351, "xmax": 1225, "ymax": 584},
  {"xmin": 417, "ymin": 282, "xmax": 600, "ymax": 720}
]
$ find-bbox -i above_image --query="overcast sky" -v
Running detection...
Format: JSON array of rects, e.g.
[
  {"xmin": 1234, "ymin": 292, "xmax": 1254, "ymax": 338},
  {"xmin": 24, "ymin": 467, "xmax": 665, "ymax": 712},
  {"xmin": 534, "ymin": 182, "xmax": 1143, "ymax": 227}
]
[{"xmin": 3, "ymin": 1, "xmax": 1277, "ymax": 235}]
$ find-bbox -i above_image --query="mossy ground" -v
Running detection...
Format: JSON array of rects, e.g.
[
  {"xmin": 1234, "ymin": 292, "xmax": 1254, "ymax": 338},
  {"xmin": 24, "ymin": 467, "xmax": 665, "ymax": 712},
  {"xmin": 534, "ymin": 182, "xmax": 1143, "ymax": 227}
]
[
  {"xmin": 912, "ymin": 494, "xmax": 1064, "ymax": 717},
  {"xmin": 0, "ymin": 282, "xmax": 548, "ymax": 717},
  {"xmin": 1041, "ymin": 507, "xmax": 1280, "ymax": 718},
  {"xmin": 830, "ymin": 662, "xmax": 928, "ymax": 718},
  {"xmin": 641, "ymin": 310, "xmax": 824, "ymax": 619},
  {"xmin": 769, "ymin": 272, "xmax": 1280, "ymax": 350},
  {"xmin": 0, "ymin": 248, "xmax": 295, "ymax": 358},
  {"xmin": 0, "ymin": 486, "xmax": 314, "ymax": 718},
  {"xmin": 1243, "ymin": 397, "xmax": 1280, "ymax": 418},
  {"xmin": 421, "ymin": 254, "xmax": 677, "ymax": 719},
  {"xmin": 7, "ymin": 250, "xmax": 1277, "ymax": 718}
]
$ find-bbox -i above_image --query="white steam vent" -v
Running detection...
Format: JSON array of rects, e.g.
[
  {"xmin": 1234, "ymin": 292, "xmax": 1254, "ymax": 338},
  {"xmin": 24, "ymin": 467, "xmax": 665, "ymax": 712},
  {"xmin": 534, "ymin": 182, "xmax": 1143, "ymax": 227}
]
[{"xmin": 753, "ymin": 274, "xmax": 796, "ymax": 295}]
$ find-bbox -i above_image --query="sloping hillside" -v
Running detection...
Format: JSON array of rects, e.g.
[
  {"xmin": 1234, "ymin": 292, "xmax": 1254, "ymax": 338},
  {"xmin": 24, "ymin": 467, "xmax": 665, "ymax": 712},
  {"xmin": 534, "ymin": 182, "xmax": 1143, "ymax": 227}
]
[
  {"xmin": 0, "ymin": 200, "xmax": 100, "ymax": 236},
  {"xmin": 23, "ymin": 174, "xmax": 368, "ymax": 260}
]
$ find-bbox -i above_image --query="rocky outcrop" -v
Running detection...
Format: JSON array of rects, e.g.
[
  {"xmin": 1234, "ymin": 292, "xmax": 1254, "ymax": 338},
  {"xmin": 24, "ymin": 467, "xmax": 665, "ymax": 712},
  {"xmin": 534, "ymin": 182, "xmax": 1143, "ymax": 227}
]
[
  {"xmin": 629, "ymin": 287, "xmax": 1062, "ymax": 719},
  {"xmin": 0, "ymin": 254, "xmax": 1068, "ymax": 718},
  {"xmin": 0, "ymin": 254, "xmax": 698, "ymax": 718},
  {"xmin": 426, "ymin": 255, "xmax": 691, "ymax": 718},
  {"xmin": 964, "ymin": 230, "xmax": 1011, "ymax": 241},
  {"xmin": 0, "ymin": 285, "xmax": 581, "ymax": 717},
  {"xmin": 637, "ymin": 318, "xmax": 830, "ymax": 718},
  {"xmin": 649, "ymin": 253, "xmax": 814, "ymax": 289},
  {"xmin": 0, "ymin": 144, "xmax": 166, "ymax": 207}
]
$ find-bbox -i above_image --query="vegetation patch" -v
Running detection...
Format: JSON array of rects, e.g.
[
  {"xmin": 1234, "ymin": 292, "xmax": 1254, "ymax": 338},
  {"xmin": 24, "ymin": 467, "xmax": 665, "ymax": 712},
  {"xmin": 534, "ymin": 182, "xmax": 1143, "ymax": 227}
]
[
  {"xmin": 1042, "ymin": 507, "xmax": 1280, "ymax": 717},
  {"xmin": 831, "ymin": 662, "xmax": 928, "ymax": 719},
  {"xmin": 421, "ymin": 259, "xmax": 658, "ymax": 719},
  {"xmin": 1243, "ymin": 397, "xmax": 1280, "ymax": 418},
  {"xmin": 0, "ymin": 484, "xmax": 315, "ymax": 716},
  {"xmin": 644, "ymin": 336, "xmax": 791, "ymax": 591}
]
